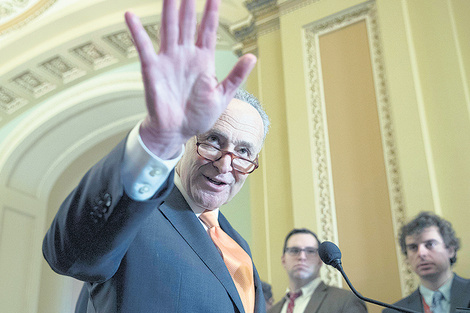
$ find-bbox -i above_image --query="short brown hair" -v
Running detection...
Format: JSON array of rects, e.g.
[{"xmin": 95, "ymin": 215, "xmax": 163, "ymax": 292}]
[
  {"xmin": 283, "ymin": 228, "xmax": 321, "ymax": 254},
  {"xmin": 399, "ymin": 211, "xmax": 460, "ymax": 265}
]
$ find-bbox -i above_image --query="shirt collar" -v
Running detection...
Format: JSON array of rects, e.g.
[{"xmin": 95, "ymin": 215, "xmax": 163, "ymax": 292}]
[
  {"xmin": 285, "ymin": 277, "xmax": 322, "ymax": 300},
  {"xmin": 174, "ymin": 172, "xmax": 219, "ymax": 219},
  {"xmin": 419, "ymin": 273, "xmax": 453, "ymax": 305}
]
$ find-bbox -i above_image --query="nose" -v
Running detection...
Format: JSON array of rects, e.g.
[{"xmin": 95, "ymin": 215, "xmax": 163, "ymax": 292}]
[
  {"xmin": 298, "ymin": 250, "xmax": 308, "ymax": 259},
  {"xmin": 417, "ymin": 244, "xmax": 428, "ymax": 257},
  {"xmin": 212, "ymin": 153, "xmax": 233, "ymax": 173}
]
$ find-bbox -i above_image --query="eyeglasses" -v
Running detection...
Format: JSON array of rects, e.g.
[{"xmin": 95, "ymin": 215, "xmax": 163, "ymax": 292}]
[
  {"xmin": 284, "ymin": 247, "xmax": 318, "ymax": 257},
  {"xmin": 196, "ymin": 142, "xmax": 259, "ymax": 174}
]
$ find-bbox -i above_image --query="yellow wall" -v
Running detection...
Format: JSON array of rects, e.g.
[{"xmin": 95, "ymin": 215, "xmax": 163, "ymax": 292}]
[
  {"xmin": 247, "ymin": 26, "xmax": 295, "ymax": 295},
  {"xmin": 248, "ymin": 0, "xmax": 470, "ymax": 312}
]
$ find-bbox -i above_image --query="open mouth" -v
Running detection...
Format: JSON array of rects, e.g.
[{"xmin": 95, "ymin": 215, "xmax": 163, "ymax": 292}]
[{"xmin": 206, "ymin": 176, "xmax": 227, "ymax": 186}]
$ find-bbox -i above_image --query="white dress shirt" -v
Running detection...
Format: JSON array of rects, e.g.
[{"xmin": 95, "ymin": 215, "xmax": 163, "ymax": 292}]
[
  {"xmin": 120, "ymin": 121, "xmax": 219, "ymax": 228},
  {"xmin": 121, "ymin": 121, "xmax": 183, "ymax": 200},
  {"xmin": 280, "ymin": 278, "xmax": 322, "ymax": 313}
]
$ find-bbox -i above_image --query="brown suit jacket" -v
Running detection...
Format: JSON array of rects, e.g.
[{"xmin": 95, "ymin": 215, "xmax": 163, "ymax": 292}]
[{"xmin": 268, "ymin": 281, "xmax": 367, "ymax": 313}]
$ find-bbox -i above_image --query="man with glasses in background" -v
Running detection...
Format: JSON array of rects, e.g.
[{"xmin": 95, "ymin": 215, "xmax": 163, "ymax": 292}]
[
  {"xmin": 383, "ymin": 212, "xmax": 470, "ymax": 313},
  {"xmin": 42, "ymin": 0, "xmax": 270, "ymax": 311},
  {"xmin": 269, "ymin": 229, "xmax": 367, "ymax": 313}
]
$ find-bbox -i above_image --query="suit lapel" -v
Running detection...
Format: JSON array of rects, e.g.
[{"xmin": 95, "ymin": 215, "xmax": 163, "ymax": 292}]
[
  {"xmin": 304, "ymin": 281, "xmax": 328, "ymax": 313},
  {"xmin": 406, "ymin": 289, "xmax": 424, "ymax": 312},
  {"xmin": 269, "ymin": 298, "xmax": 286, "ymax": 313},
  {"xmin": 450, "ymin": 275, "xmax": 470, "ymax": 310},
  {"xmin": 159, "ymin": 187, "xmax": 245, "ymax": 313}
]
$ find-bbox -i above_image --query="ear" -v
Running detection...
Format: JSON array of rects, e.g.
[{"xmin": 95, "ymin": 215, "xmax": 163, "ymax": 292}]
[
  {"xmin": 447, "ymin": 246, "xmax": 456, "ymax": 260},
  {"xmin": 404, "ymin": 253, "xmax": 411, "ymax": 266},
  {"xmin": 316, "ymin": 256, "xmax": 324, "ymax": 267},
  {"xmin": 281, "ymin": 254, "xmax": 286, "ymax": 267}
]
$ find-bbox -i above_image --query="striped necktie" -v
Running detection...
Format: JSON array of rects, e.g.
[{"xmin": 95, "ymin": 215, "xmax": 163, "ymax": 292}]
[{"xmin": 286, "ymin": 290, "xmax": 302, "ymax": 313}]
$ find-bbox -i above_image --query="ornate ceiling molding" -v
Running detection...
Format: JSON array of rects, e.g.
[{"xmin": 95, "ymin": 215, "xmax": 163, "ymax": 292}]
[
  {"xmin": 232, "ymin": 0, "xmax": 280, "ymax": 56},
  {"xmin": 245, "ymin": 0, "xmax": 278, "ymax": 18},
  {"xmin": 278, "ymin": 0, "xmax": 321, "ymax": 17},
  {"xmin": 0, "ymin": 17, "xmax": 236, "ymax": 128},
  {"xmin": 0, "ymin": 0, "xmax": 57, "ymax": 36},
  {"xmin": 0, "ymin": 26, "xmax": 142, "ymax": 125}
]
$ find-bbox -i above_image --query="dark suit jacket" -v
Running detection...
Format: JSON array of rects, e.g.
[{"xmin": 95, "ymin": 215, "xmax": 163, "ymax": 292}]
[
  {"xmin": 382, "ymin": 274, "xmax": 470, "ymax": 313},
  {"xmin": 43, "ymin": 139, "xmax": 265, "ymax": 313},
  {"xmin": 268, "ymin": 281, "xmax": 367, "ymax": 313}
]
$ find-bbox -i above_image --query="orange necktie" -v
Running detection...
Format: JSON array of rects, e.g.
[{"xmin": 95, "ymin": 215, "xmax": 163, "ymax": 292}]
[{"xmin": 199, "ymin": 210, "xmax": 255, "ymax": 313}]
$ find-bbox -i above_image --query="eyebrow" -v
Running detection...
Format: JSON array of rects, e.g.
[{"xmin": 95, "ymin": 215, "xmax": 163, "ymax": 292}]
[
  {"xmin": 406, "ymin": 239, "xmax": 439, "ymax": 246},
  {"xmin": 198, "ymin": 130, "xmax": 257, "ymax": 152}
]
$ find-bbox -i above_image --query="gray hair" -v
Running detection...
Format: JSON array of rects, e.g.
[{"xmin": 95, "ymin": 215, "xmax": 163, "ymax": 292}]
[{"xmin": 234, "ymin": 89, "xmax": 270, "ymax": 141}]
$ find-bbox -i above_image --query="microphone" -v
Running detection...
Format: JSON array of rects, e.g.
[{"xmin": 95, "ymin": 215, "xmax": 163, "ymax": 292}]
[{"xmin": 318, "ymin": 241, "xmax": 421, "ymax": 313}]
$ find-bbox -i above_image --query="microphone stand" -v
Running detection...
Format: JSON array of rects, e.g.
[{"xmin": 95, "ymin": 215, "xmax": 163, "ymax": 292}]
[
  {"xmin": 319, "ymin": 241, "xmax": 421, "ymax": 313},
  {"xmin": 335, "ymin": 263, "xmax": 421, "ymax": 313}
]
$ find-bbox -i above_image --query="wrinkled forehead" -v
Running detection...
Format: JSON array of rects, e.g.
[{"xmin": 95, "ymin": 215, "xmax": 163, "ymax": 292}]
[
  {"xmin": 211, "ymin": 99, "xmax": 264, "ymax": 149},
  {"xmin": 287, "ymin": 233, "xmax": 319, "ymax": 248}
]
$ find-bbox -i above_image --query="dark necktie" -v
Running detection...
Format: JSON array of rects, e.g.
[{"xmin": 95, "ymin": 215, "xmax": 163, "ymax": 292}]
[
  {"xmin": 286, "ymin": 290, "xmax": 302, "ymax": 313},
  {"xmin": 199, "ymin": 210, "xmax": 255, "ymax": 313}
]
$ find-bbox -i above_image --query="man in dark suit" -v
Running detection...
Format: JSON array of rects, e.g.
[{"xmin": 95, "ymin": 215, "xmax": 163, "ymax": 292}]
[
  {"xmin": 383, "ymin": 212, "xmax": 470, "ymax": 313},
  {"xmin": 268, "ymin": 229, "xmax": 367, "ymax": 313},
  {"xmin": 42, "ymin": 0, "xmax": 269, "ymax": 312}
]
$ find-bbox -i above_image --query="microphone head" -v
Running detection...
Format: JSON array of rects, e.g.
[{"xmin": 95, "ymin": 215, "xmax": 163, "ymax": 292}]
[{"xmin": 319, "ymin": 241, "xmax": 342, "ymax": 270}]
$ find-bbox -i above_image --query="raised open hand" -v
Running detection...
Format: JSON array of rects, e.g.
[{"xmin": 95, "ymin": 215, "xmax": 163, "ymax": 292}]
[{"xmin": 125, "ymin": 0, "xmax": 257, "ymax": 159}]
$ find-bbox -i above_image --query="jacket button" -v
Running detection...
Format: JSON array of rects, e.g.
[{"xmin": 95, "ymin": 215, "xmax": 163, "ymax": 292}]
[
  {"xmin": 103, "ymin": 193, "xmax": 112, "ymax": 207},
  {"xmin": 139, "ymin": 185, "xmax": 150, "ymax": 194}
]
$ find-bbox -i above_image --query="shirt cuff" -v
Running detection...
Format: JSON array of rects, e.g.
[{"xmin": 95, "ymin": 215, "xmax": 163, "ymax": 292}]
[{"xmin": 121, "ymin": 121, "xmax": 184, "ymax": 201}]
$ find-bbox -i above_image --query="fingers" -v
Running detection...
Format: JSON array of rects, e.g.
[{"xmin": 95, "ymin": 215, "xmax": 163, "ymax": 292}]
[
  {"xmin": 196, "ymin": 0, "xmax": 220, "ymax": 50},
  {"xmin": 160, "ymin": 0, "xmax": 178, "ymax": 52},
  {"xmin": 178, "ymin": 0, "xmax": 197, "ymax": 45},
  {"xmin": 125, "ymin": 12, "xmax": 156, "ymax": 66},
  {"xmin": 220, "ymin": 54, "xmax": 257, "ymax": 97}
]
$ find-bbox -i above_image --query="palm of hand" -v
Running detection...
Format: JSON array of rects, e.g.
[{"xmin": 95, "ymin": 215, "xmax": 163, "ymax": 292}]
[
  {"xmin": 125, "ymin": 1, "xmax": 256, "ymax": 158},
  {"xmin": 142, "ymin": 49, "xmax": 222, "ymax": 142}
]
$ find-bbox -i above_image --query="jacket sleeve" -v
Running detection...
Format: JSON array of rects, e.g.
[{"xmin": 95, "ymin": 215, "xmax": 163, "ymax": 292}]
[
  {"xmin": 42, "ymin": 138, "xmax": 175, "ymax": 282},
  {"xmin": 343, "ymin": 292, "xmax": 368, "ymax": 313}
]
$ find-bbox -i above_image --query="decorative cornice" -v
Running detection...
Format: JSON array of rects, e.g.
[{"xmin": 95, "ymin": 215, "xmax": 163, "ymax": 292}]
[
  {"xmin": 0, "ymin": 87, "xmax": 28, "ymax": 115},
  {"xmin": 254, "ymin": 8, "xmax": 280, "ymax": 36},
  {"xmin": 232, "ymin": 20, "xmax": 257, "ymax": 44},
  {"xmin": 0, "ymin": 19, "xmax": 240, "ymax": 127},
  {"xmin": 278, "ymin": 0, "xmax": 321, "ymax": 16},
  {"xmin": 232, "ymin": 0, "xmax": 281, "ymax": 56},
  {"xmin": 0, "ymin": 0, "xmax": 57, "ymax": 36},
  {"xmin": 245, "ymin": 0, "xmax": 278, "ymax": 18},
  {"xmin": 0, "ymin": 22, "xmax": 150, "ymax": 125}
]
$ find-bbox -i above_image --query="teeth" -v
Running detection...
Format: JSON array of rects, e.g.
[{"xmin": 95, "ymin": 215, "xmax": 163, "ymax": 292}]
[{"xmin": 208, "ymin": 178, "xmax": 223, "ymax": 185}]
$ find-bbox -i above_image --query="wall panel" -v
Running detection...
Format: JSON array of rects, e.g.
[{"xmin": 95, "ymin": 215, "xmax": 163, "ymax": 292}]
[{"xmin": 0, "ymin": 207, "xmax": 36, "ymax": 312}]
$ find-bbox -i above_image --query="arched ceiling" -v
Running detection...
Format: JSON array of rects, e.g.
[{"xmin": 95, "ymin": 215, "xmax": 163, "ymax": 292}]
[{"xmin": 0, "ymin": 0, "xmax": 255, "ymax": 128}]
